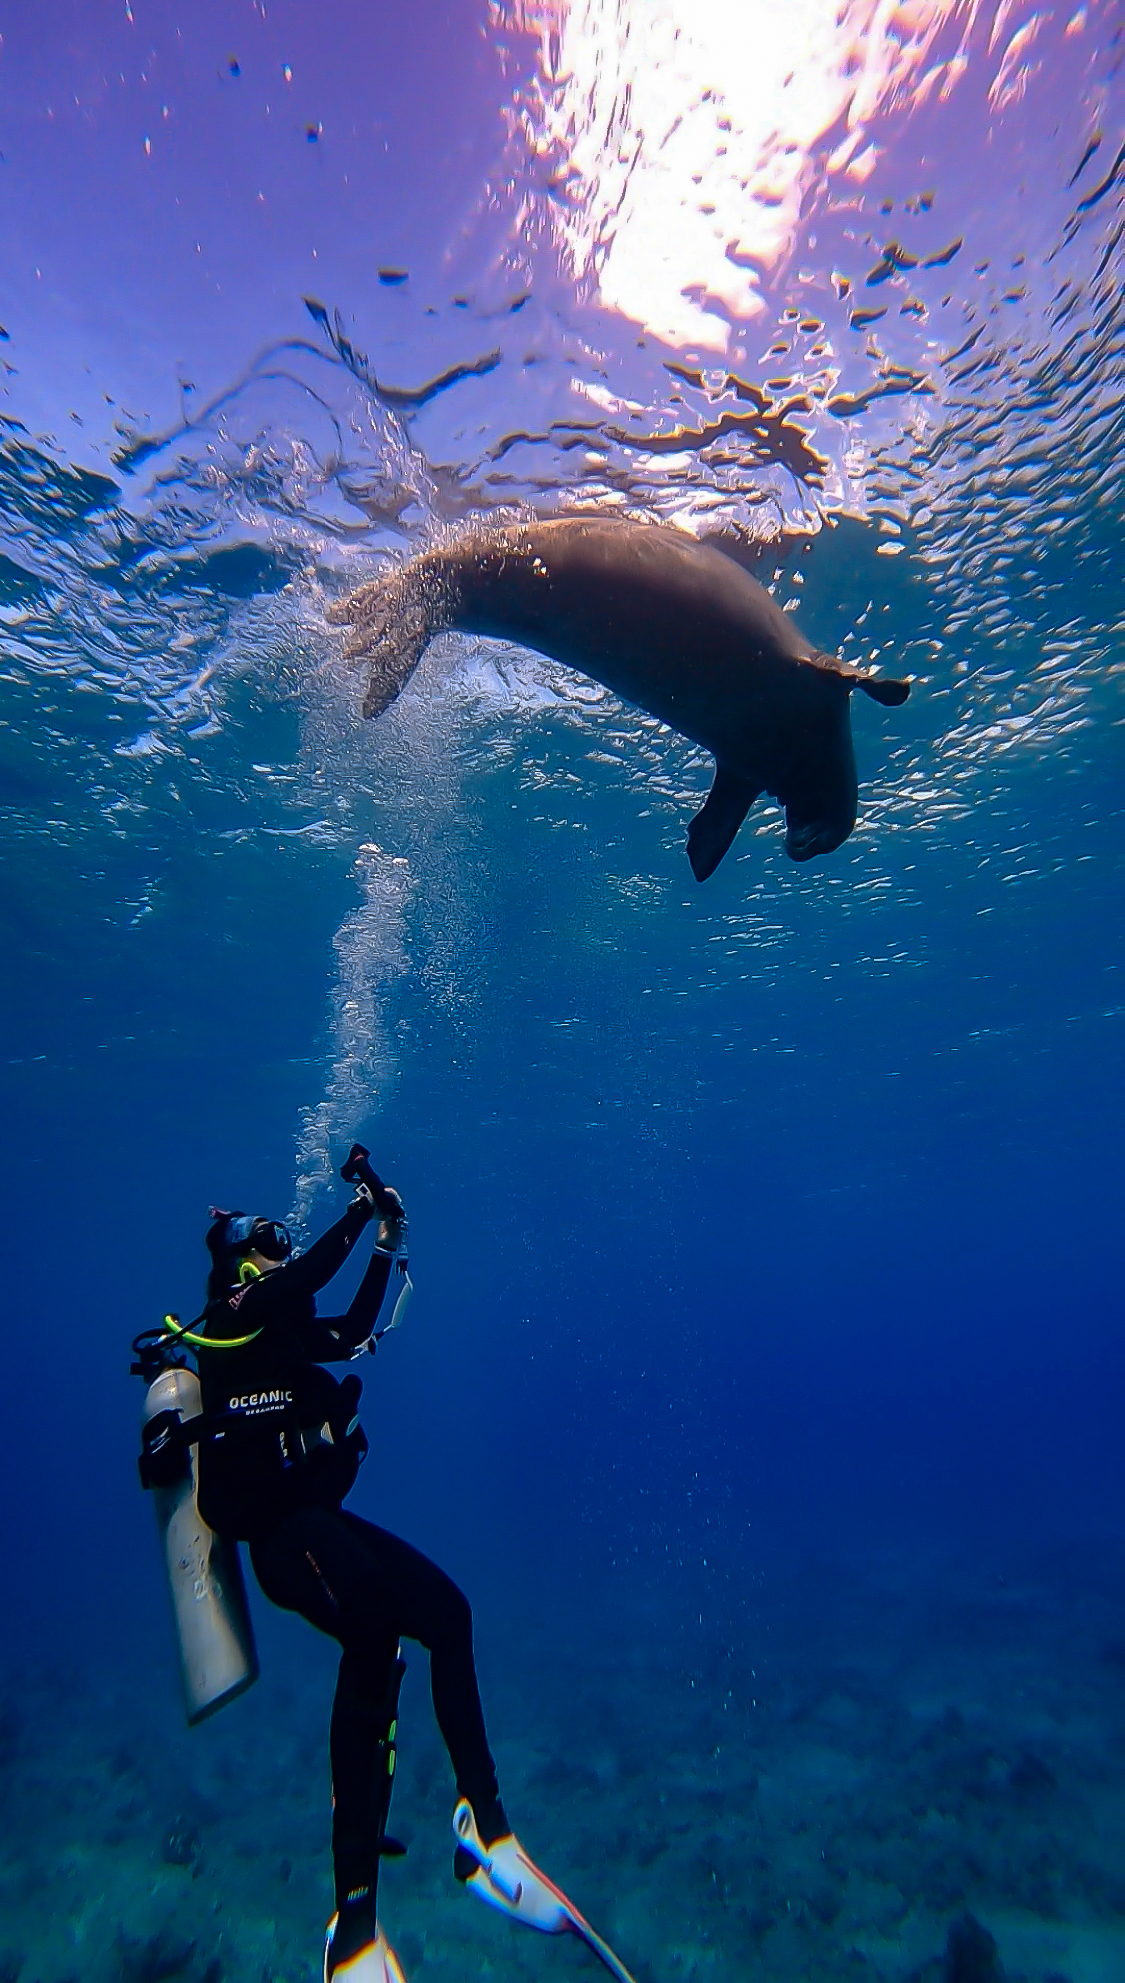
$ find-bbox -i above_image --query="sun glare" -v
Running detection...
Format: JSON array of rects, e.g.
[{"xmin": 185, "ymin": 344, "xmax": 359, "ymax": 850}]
[{"xmin": 514, "ymin": 0, "xmax": 969, "ymax": 349}]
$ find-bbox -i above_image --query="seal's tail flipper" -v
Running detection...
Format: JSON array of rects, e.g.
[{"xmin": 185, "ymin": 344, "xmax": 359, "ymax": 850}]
[
  {"xmin": 687, "ymin": 764, "xmax": 761, "ymax": 881},
  {"xmin": 326, "ymin": 567, "xmax": 437, "ymax": 720},
  {"xmin": 855, "ymin": 674, "xmax": 910, "ymax": 707}
]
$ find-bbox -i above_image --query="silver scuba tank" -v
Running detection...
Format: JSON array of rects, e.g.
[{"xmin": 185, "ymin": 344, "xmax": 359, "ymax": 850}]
[{"xmin": 142, "ymin": 1365, "xmax": 259, "ymax": 1725}]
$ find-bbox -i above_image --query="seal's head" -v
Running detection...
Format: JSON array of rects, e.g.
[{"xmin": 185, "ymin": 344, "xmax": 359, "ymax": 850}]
[
  {"xmin": 778, "ymin": 691, "xmax": 860, "ymax": 863},
  {"xmin": 784, "ymin": 809, "xmax": 855, "ymax": 862},
  {"xmin": 778, "ymin": 664, "xmax": 910, "ymax": 862}
]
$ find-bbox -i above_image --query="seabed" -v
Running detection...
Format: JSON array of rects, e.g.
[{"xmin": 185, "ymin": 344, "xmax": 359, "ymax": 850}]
[{"xmin": 4, "ymin": 1544, "xmax": 1125, "ymax": 1983}]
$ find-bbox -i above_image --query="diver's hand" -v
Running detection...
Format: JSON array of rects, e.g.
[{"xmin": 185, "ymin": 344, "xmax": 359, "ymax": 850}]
[{"xmin": 374, "ymin": 1186, "xmax": 406, "ymax": 1253}]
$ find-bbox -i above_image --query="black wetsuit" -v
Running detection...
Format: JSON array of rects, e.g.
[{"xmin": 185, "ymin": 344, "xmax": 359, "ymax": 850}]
[{"xmin": 195, "ymin": 1201, "xmax": 506, "ymax": 1922}]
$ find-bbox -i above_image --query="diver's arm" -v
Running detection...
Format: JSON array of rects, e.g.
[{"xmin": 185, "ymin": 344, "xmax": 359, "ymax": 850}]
[
  {"xmin": 279, "ymin": 1198, "xmax": 375, "ymax": 1299},
  {"xmin": 314, "ymin": 1253, "xmax": 394, "ymax": 1358},
  {"xmin": 310, "ymin": 1200, "xmax": 408, "ymax": 1357}
]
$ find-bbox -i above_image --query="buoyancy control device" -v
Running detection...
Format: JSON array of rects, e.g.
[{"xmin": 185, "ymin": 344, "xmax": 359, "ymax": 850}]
[{"xmin": 134, "ymin": 1335, "xmax": 259, "ymax": 1725}]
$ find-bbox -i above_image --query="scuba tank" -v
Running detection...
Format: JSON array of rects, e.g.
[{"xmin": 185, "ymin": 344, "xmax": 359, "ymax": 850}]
[{"xmin": 135, "ymin": 1337, "xmax": 259, "ymax": 1725}]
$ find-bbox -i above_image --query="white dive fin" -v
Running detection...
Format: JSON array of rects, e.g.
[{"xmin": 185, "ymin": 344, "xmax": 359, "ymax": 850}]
[
  {"xmin": 386, "ymin": 1269, "xmax": 413, "ymax": 1335},
  {"xmin": 359, "ymin": 1247, "xmax": 413, "ymax": 1351},
  {"xmin": 323, "ymin": 1917, "xmax": 406, "ymax": 1983},
  {"xmin": 452, "ymin": 1799, "xmax": 636, "ymax": 1983}
]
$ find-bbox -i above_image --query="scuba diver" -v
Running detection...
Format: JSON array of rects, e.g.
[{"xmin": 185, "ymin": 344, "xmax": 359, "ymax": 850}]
[{"xmin": 135, "ymin": 1145, "xmax": 634, "ymax": 1983}]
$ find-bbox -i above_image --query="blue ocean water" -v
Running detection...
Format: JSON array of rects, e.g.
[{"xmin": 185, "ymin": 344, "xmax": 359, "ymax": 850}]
[{"xmin": 1, "ymin": 5, "xmax": 1123, "ymax": 1981}]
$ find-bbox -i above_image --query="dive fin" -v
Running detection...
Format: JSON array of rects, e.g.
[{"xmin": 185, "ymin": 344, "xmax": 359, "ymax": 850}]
[
  {"xmin": 856, "ymin": 674, "xmax": 910, "ymax": 707},
  {"xmin": 452, "ymin": 1801, "xmax": 636, "ymax": 1983},
  {"xmin": 324, "ymin": 1919, "xmax": 406, "ymax": 1983},
  {"xmin": 687, "ymin": 764, "xmax": 760, "ymax": 881}
]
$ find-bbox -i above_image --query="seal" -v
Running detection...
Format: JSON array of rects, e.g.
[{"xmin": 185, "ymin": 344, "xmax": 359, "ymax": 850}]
[{"xmin": 327, "ymin": 515, "xmax": 910, "ymax": 879}]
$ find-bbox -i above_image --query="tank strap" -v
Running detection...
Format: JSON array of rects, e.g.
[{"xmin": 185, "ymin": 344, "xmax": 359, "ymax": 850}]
[
  {"xmin": 140, "ymin": 1396, "xmax": 342, "ymax": 1490},
  {"xmin": 138, "ymin": 1408, "xmax": 211, "ymax": 1489}
]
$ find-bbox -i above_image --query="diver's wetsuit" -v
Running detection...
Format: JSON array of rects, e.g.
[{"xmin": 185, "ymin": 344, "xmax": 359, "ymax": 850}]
[{"xmin": 195, "ymin": 1201, "xmax": 506, "ymax": 1919}]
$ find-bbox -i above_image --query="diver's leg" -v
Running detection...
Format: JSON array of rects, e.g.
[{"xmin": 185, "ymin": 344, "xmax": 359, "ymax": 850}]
[
  {"xmin": 338, "ymin": 1513, "xmax": 508, "ymax": 1848},
  {"xmin": 329, "ymin": 1645, "xmax": 405, "ymax": 1935},
  {"xmin": 301, "ymin": 1522, "xmax": 633, "ymax": 1976},
  {"xmin": 250, "ymin": 1509, "xmax": 405, "ymax": 1974}
]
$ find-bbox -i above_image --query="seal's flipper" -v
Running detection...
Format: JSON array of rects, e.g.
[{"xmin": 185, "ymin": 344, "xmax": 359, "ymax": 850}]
[
  {"xmin": 856, "ymin": 674, "xmax": 910, "ymax": 707},
  {"xmin": 358, "ymin": 597, "xmax": 433, "ymax": 719},
  {"xmin": 687, "ymin": 765, "xmax": 760, "ymax": 881},
  {"xmin": 327, "ymin": 572, "xmax": 434, "ymax": 720}
]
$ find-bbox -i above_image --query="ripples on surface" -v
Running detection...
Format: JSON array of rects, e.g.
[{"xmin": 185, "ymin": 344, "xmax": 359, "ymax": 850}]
[{"xmin": 0, "ymin": 0, "xmax": 1121, "ymax": 1211}]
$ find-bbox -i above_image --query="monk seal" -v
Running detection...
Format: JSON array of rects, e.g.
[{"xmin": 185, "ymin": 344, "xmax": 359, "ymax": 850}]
[{"xmin": 327, "ymin": 515, "xmax": 910, "ymax": 879}]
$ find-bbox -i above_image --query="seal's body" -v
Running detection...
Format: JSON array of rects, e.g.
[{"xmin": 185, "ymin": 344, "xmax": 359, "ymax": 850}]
[{"xmin": 328, "ymin": 516, "xmax": 910, "ymax": 878}]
